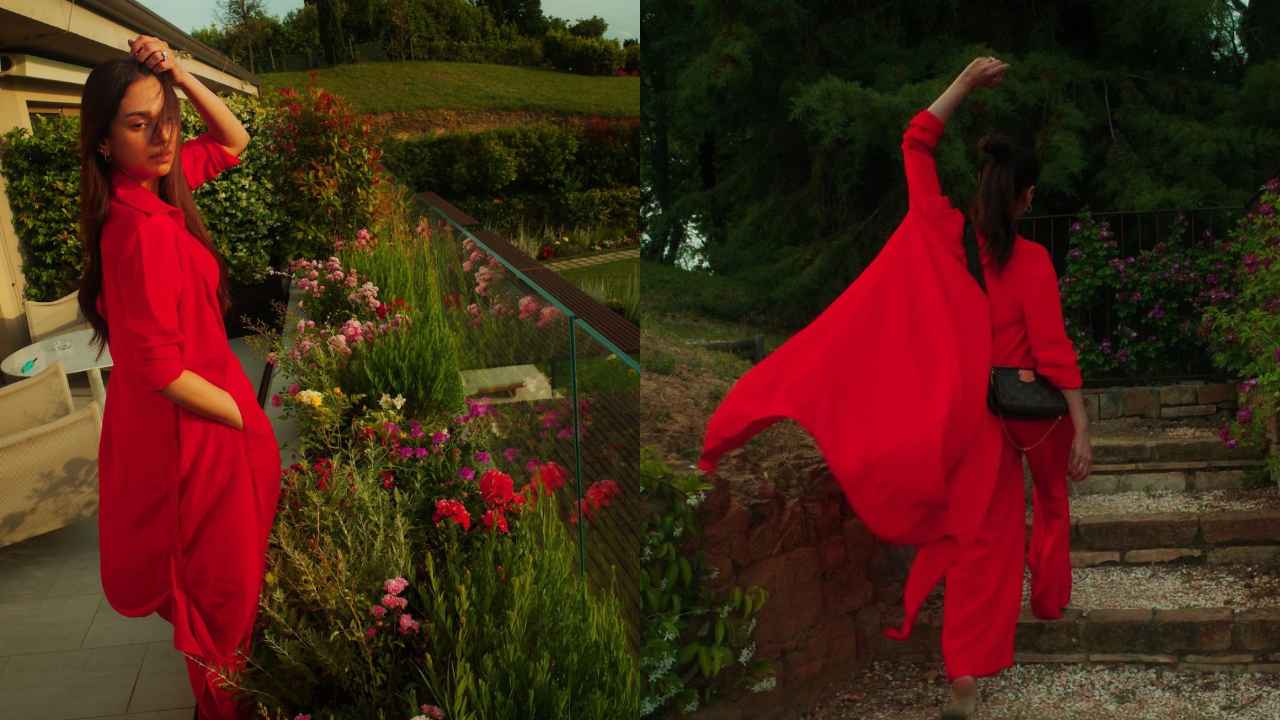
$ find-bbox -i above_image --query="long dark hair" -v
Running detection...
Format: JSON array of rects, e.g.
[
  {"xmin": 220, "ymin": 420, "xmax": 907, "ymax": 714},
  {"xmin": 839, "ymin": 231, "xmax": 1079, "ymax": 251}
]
[
  {"xmin": 967, "ymin": 131, "xmax": 1039, "ymax": 274},
  {"xmin": 78, "ymin": 59, "xmax": 232, "ymax": 360}
]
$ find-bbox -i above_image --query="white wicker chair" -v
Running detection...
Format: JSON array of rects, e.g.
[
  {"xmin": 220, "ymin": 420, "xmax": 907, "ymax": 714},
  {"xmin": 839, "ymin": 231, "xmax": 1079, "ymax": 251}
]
[
  {"xmin": 0, "ymin": 360, "xmax": 101, "ymax": 549},
  {"xmin": 25, "ymin": 290, "xmax": 92, "ymax": 342}
]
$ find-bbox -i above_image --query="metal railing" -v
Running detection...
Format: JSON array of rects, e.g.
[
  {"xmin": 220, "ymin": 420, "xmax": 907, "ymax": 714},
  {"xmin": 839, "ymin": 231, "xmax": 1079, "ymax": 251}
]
[{"xmin": 416, "ymin": 191, "xmax": 643, "ymax": 649}]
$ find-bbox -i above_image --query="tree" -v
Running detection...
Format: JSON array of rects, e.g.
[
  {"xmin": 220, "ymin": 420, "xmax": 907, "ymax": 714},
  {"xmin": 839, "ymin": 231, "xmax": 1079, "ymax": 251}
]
[
  {"xmin": 304, "ymin": 0, "xmax": 346, "ymax": 66},
  {"xmin": 570, "ymin": 15, "xmax": 609, "ymax": 39},
  {"xmin": 217, "ymin": 0, "xmax": 272, "ymax": 73},
  {"xmin": 477, "ymin": 0, "xmax": 545, "ymax": 36}
]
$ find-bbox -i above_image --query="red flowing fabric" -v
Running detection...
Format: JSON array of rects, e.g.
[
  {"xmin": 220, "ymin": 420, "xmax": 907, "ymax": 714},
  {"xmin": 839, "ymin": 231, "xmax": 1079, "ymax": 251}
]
[
  {"xmin": 97, "ymin": 133, "xmax": 281, "ymax": 718},
  {"xmin": 698, "ymin": 109, "xmax": 1005, "ymax": 641}
]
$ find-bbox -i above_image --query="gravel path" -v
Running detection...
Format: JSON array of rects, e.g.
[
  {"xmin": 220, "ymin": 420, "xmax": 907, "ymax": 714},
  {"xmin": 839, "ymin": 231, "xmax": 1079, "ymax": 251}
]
[
  {"xmin": 803, "ymin": 659, "xmax": 1280, "ymax": 720},
  {"xmin": 1027, "ymin": 564, "xmax": 1280, "ymax": 610},
  {"xmin": 1064, "ymin": 488, "xmax": 1280, "ymax": 517}
]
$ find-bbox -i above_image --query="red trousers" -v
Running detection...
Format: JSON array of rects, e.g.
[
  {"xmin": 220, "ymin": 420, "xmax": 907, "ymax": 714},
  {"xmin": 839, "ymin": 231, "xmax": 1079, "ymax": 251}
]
[{"xmin": 897, "ymin": 414, "xmax": 1075, "ymax": 681}]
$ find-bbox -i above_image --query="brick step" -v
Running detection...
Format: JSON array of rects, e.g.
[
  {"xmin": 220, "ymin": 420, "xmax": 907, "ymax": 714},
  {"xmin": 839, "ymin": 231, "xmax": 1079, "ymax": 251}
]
[{"xmin": 873, "ymin": 564, "xmax": 1280, "ymax": 671}]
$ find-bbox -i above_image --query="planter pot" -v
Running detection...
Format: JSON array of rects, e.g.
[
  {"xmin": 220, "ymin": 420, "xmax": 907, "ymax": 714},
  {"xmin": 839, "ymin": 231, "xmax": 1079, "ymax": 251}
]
[{"xmin": 225, "ymin": 274, "xmax": 290, "ymax": 339}]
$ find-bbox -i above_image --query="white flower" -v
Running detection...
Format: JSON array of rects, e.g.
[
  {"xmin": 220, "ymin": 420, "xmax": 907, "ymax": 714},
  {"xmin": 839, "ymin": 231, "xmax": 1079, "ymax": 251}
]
[
  {"xmin": 749, "ymin": 676, "xmax": 777, "ymax": 693},
  {"xmin": 738, "ymin": 641, "xmax": 756, "ymax": 665},
  {"xmin": 379, "ymin": 393, "xmax": 406, "ymax": 410},
  {"xmin": 296, "ymin": 390, "xmax": 323, "ymax": 408}
]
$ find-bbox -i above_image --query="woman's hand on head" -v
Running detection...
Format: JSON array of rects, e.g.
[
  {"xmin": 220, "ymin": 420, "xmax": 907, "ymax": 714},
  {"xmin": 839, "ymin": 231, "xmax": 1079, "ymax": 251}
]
[
  {"xmin": 958, "ymin": 56, "xmax": 1009, "ymax": 92},
  {"xmin": 128, "ymin": 35, "xmax": 189, "ymax": 84}
]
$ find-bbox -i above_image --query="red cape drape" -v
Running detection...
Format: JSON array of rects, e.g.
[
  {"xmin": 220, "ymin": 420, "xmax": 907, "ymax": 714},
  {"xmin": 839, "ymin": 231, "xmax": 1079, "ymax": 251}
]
[{"xmin": 698, "ymin": 203, "xmax": 1005, "ymax": 639}]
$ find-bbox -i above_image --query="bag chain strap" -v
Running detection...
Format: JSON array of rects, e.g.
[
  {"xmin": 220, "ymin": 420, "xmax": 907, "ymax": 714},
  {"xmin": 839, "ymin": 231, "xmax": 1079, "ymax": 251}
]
[{"xmin": 996, "ymin": 411, "xmax": 1064, "ymax": 452}]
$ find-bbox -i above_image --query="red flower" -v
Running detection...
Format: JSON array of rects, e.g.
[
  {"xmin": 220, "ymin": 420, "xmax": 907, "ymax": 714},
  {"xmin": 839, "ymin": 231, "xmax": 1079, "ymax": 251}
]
[
  {"xmin": 536, "ymin": 461, "xmax": 568, "ymax": 493},
  {"xmin": 478, "ymin": 468, "xmax": 516, "ymax": 508},
  {"xmin": 433, "ymin": 499, "xmax": 471, "ymax": 531},
  {"xmin": 381, "ymin": 470, "xmax": 396, "ymax": 490},
  {"xmin": 481, "ymin": 508, "xmax": 510, "ymax": 534}
]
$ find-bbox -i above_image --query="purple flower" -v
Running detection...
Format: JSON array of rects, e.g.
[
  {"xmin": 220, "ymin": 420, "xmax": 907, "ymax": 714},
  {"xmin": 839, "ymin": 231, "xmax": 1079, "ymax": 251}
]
[
  {"xmin": 1227, "ymin": 439, "xmax": 1239, "ymax": 449},
  {"xmin": 503, "ymin": 447, "xmax": 520, "ymax": 463},
  {"xmin": 1238, "ymin": 408, "xmax": 1254, "ymax": 424},
  {"xmin": 557, "ymin": 427, "xmax": 574, "ymax": 440},
  {"xmin": 416, "ymin": 447, "xmax": 429, "ymax": 458},
  {"xmin": 399, "ymin": 447, "xmax": 415, "ymax": 459},
  {"xmin": 459, "ymin": 466, "xmax": 475, "ymax": 481},
  {"xmin": 432, "ymin": 431, "xmax": 448, "ymax": 446},
  {"xmin": 1070, "ymin": 221, "xmax": 1082, "ymax": 233},
  {"xmin": 526, "ymin": 458, "xmax": 541, "ymax": 474},
  {"xmin": 409, "ymin": 420, "xmax": 425, "ymax": 439},
  {"xmin": 474, "ymin": 450, "xmax": 490, "ymax": 464}
]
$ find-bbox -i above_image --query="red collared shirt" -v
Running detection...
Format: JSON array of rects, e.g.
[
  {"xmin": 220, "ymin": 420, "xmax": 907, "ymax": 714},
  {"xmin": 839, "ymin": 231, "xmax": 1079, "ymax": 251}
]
[{"xmin": 97, "ymin": 132, "xmax": 243, "ymax": 391}]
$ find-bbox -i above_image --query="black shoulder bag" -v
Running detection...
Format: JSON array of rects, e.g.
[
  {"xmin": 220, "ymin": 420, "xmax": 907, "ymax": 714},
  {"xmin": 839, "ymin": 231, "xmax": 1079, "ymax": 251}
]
[{"xmin": 961, "ymin": 217, "xmax": 1069, "ymax": 450}]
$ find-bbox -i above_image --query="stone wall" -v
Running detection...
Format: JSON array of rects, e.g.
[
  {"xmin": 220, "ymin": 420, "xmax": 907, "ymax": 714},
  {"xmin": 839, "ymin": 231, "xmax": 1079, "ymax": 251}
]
[
  {"xmin": 687, "ymin": 467, "xmax": 883, "ymax": 720},
  {"xmin": 1084, "ymin": 381, "xmax": 1237, "ymax": 421}
]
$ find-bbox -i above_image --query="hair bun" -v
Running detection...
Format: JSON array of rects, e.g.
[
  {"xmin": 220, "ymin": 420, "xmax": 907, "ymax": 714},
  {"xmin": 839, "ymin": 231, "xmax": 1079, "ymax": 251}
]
[{"xmin": 979, "ymin": 133, "xmax": 1013, "ymax": 162}]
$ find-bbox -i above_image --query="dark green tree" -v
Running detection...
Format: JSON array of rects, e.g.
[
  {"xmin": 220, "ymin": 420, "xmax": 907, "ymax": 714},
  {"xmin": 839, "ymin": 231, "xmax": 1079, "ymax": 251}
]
[
  {"xmin": 477, "ymin": 0, "xmax": 546, "ymax": 36},
  {"xmin": 570, "ymin": 15, "xmax": 609, "ymax": 38},
  {"xmin": 643, "ymin": 0, "xmax": 1280, "ymax": 327}
]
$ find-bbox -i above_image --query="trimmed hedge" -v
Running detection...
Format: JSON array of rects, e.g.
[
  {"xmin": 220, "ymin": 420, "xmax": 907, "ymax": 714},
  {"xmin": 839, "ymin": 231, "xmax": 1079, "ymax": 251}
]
[{"xmin": 381, "ymin": 119, "xmax": 639, "ymax": 231}]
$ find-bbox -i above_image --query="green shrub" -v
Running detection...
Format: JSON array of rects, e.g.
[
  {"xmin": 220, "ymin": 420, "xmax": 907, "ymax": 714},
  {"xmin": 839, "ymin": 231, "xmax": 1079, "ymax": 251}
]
[
  {"xmin": 625, "ymin": 43, "xmax": 641, "ymax": 73},
  {"xmin": 180, "ymin": 92, "xmax": 289, "ymax": 283},
  {"xmin": 0, "ymin": 115, "xmax": 81, "ymax": 302},
  {"xmin": 543, "ymin": 31, "xmax": 625, "ymax": 76},
  {"xmin": 1204, "ymin": 176, "xmax": 1280, "ymax": 480},
  {"xmin": 1060, "ymin": 210, "xmax": 1236, "ymax": 378},
  {"xmin": 261, "ymin": 74, "xmax": 382, "ymax": 263},
  {"xmin": 383, "ymin": 120, "xmax": 639, "ymax": 234}
]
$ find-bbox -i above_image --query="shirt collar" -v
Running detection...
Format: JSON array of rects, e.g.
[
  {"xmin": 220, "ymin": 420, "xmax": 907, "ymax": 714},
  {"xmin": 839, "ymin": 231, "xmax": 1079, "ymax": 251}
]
[{"xmin": 110, "ymin": 166, "xmax": 185, "ymax": 221}]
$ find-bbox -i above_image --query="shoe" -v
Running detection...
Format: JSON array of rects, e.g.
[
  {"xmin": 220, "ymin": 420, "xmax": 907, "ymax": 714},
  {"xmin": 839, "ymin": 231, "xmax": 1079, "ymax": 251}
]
[{"xmin": 941, "ymin": 684, "xmax": 978, "ymax": 719}]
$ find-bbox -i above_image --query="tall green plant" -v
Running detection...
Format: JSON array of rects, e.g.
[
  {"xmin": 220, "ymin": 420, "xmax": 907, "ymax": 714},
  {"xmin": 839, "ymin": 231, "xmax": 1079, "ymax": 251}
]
[{"xmin": 417, "ymin": 480, "xmax": 639, "ymax": 720}]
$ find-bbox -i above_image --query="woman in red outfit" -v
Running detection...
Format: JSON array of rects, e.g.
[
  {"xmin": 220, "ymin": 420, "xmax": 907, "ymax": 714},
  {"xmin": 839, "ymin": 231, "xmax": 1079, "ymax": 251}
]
[
  {"xmin": 76, "ymin": 36, "xmax": 282, "ymax": 720},
  {"xmin": 917, "ymin": 57, "xmax": 1094, "ymax": 718},
  {"xmin": 698, "ymin": 57, "xmax": 1093, "ymax": 719}
]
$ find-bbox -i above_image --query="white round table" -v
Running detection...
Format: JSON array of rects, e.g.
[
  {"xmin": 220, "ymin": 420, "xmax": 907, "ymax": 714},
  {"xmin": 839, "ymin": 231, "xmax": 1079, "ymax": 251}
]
[{"xmin": 1, "ymin": 327, "xmax": 112, "ymax": 413}]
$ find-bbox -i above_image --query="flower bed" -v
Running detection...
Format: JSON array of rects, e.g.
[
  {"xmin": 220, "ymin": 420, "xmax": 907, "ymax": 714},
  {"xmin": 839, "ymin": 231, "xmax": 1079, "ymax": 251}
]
[
  {"xmin": 231, "ymin": 178, "xmax": 638, "ymax": 717},
  {"xmin": 1203, "ymin": 177, "xmax": 1280, "ymax": 478}
]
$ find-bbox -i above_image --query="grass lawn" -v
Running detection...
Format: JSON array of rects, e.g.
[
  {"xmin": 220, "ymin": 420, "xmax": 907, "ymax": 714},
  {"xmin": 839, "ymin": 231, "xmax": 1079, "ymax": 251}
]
[
  {"xmin": 560, "ymin": 258, "xmax": 638, "ymax": 286},
  {"xmin": 259, "ymin": 61, "xmax": 639, "ymax": 117},
  {"xmin": 558, "ymin": 259, "xmax": 639, "ymax": 326}
]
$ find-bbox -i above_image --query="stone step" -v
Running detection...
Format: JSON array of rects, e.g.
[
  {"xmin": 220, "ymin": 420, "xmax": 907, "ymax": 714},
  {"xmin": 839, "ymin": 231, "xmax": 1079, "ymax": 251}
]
[
  {"xmin": 1067, "ymin": 460, "xmax": 1269, "ymax": 496},
  {"xmin": 1091, "ymin": 434, "xmax": 1267, "ymax": 465},
  {"xmin": 1058, "ymin": 490, "xmax": 1280, "ymax": 566},
  {"xmin": 873, "ymin": 564, "xmax": 1280, "ymax": 670},
  {"xmin": 1069, "ymin": 508, "xmax": 1280, "ymax": 554}
]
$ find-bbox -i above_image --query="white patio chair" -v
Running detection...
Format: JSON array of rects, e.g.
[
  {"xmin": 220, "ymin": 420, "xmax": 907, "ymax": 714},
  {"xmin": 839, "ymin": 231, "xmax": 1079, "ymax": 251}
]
[
  {"xmin": 25, "ymin": 290, "xmax": 92, "ymax": 341},
  {"xmin": 0, "ymin": 360, "xmax": 101, "ymax": 549}
]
